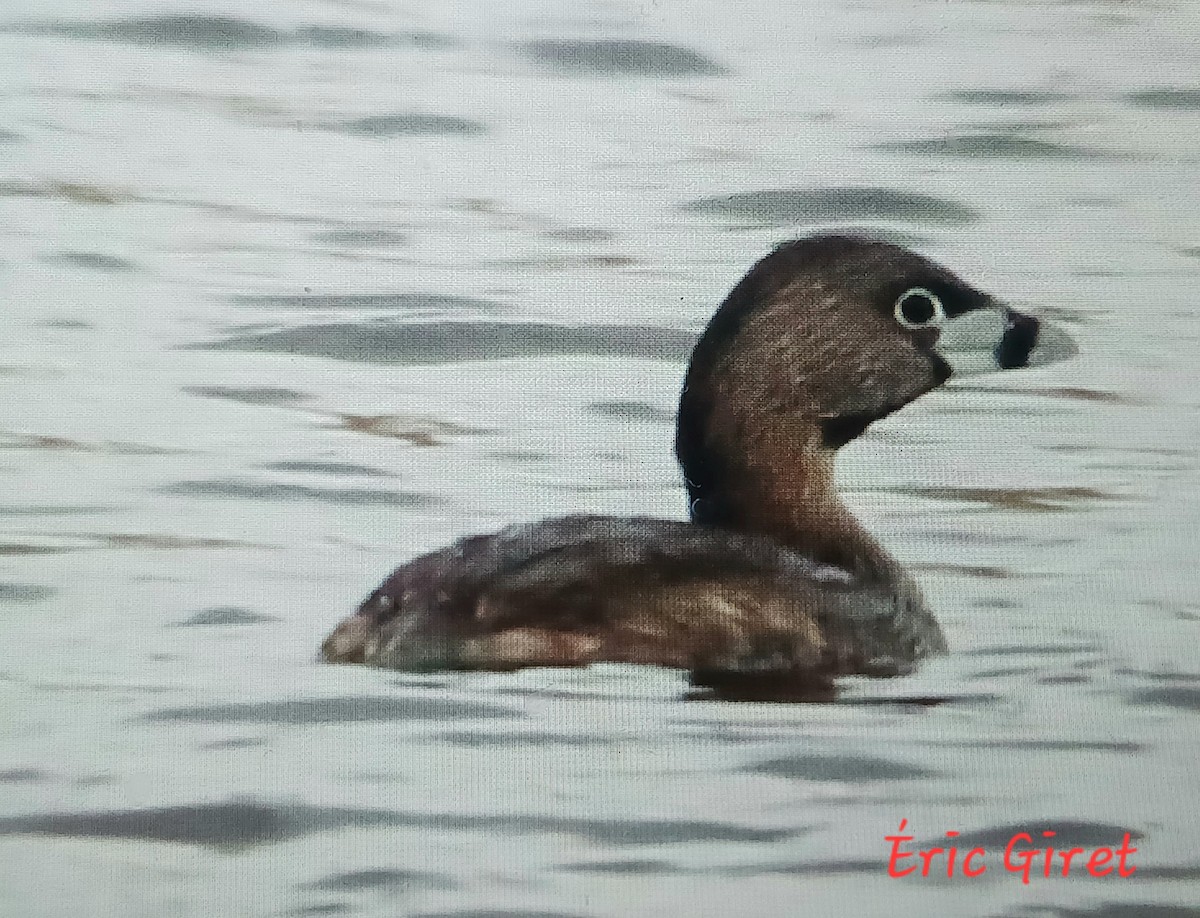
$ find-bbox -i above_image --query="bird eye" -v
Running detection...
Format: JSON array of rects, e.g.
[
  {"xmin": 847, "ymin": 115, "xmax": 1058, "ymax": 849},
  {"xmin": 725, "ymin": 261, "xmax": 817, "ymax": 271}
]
[{"xmin": 894, "ymin": 288, "xmax": 946, "ymax": 330}]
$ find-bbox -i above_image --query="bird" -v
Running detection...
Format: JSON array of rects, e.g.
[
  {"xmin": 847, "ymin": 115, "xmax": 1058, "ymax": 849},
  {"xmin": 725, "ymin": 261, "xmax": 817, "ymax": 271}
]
[{"xmin": 320, "ymin": 234, "xmax": 1071, "ymax": 700}]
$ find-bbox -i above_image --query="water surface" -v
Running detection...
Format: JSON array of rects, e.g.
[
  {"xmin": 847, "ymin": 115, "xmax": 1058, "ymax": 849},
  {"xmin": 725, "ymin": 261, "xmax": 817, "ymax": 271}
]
[{"xmin": 2, "ymin": 0, "xmax": 1199, "ymax": 916}]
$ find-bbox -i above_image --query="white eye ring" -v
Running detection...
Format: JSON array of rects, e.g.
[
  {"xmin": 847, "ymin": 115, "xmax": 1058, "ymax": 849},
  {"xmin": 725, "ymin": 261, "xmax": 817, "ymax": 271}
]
[{"xmin": 894, "ymin": 287, "xmax": 946, "ymax": 330}]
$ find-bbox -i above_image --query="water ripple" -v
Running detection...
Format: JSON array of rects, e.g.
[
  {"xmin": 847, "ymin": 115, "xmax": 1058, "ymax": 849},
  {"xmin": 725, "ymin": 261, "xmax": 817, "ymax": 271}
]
[
  {"xmin": 518, "ymin": 39, "xmax": 725, "ymax": 77},
  {"xmin": 683, "ymin": 187, "xmax": 980, "ymax": 226},
  {"xmin": 9, "ymin": 17, "xmax": 454, "ymax": 51},
  {"xmin": 192, "ymin": 321, "xmax": 698, "ymax": 365}
]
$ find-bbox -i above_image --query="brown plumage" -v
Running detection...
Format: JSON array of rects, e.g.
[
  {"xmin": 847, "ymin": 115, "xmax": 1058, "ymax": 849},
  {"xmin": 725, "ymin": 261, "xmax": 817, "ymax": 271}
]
[{"xmin": 320, "ymin": 234, "xmax": 1052, "ymax": 700}]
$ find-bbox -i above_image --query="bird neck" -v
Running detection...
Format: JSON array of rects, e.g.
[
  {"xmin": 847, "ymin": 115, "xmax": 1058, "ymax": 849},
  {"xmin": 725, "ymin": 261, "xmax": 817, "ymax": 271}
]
[{"xmin": 681, "ymin": 418, "xmax": 900, "ymax": 583}]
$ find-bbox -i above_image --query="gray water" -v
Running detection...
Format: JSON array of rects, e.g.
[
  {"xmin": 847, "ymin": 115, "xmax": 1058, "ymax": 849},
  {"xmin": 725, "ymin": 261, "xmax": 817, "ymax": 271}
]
[{"xmin": 2, "ymin": 0, "xmax": 1199, "ymax": 915}]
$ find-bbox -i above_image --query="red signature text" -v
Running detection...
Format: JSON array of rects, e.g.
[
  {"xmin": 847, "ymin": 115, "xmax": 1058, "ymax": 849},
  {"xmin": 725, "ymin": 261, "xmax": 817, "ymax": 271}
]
[{"xmin": 885, "ymin": 820, "xmax": 1137, "ymax": 883}]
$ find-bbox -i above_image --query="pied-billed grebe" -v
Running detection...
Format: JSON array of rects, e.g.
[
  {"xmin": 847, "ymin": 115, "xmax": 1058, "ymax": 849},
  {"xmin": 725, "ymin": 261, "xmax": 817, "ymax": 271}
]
[{"xmin": 321, "ymin": 234, "xmax": 1073, "ymax": 700}]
